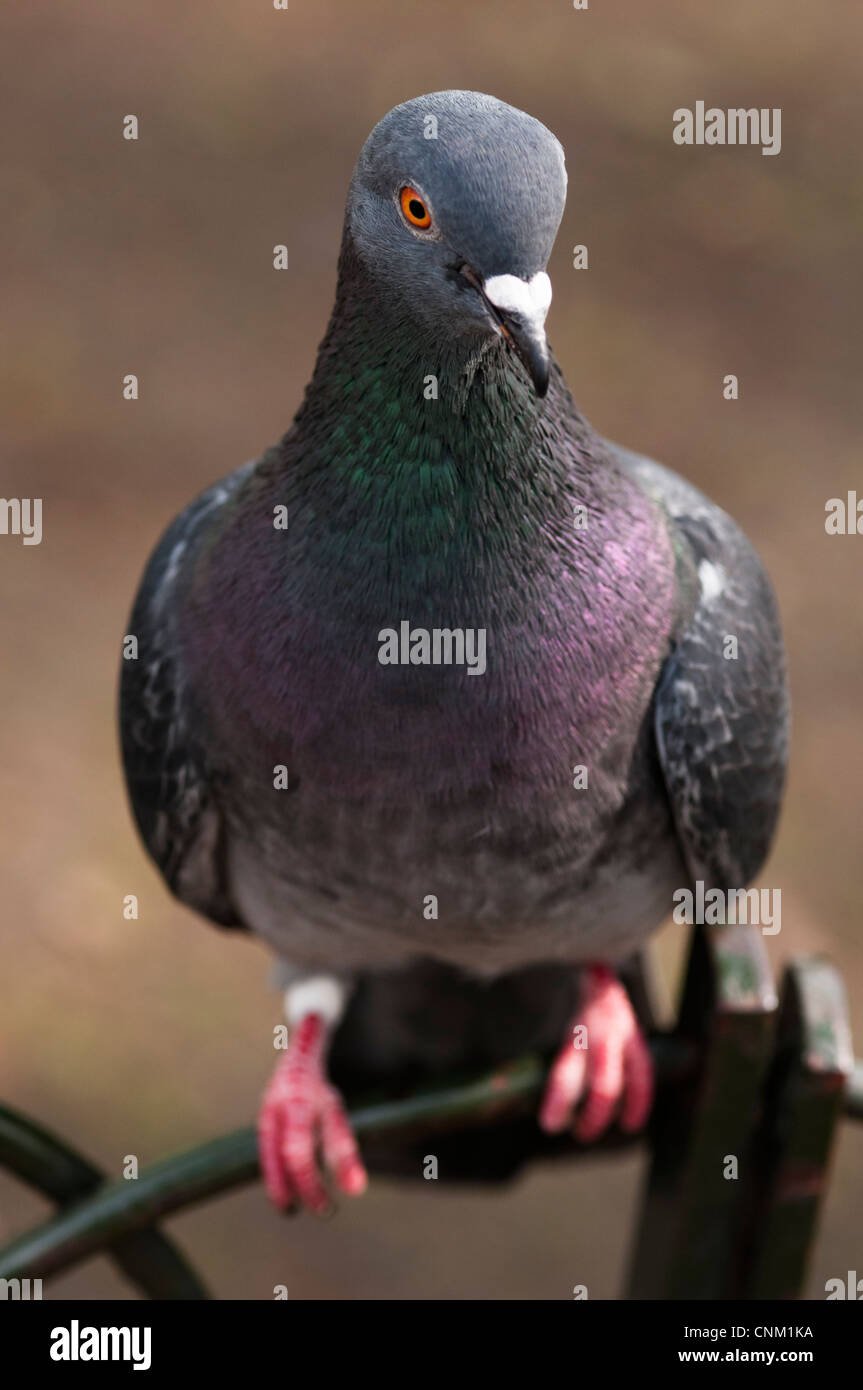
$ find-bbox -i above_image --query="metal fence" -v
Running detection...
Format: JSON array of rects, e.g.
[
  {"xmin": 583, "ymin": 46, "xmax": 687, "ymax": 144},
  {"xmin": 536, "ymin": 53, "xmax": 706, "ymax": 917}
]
[{"xmin": 1, "ymin": 925, "xmax": 859, "ymax": 1300}]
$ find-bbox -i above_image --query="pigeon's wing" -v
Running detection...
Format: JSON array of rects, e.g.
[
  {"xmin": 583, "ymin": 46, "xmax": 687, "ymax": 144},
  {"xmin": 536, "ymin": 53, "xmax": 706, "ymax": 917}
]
[
  {"xmin": 616, "ymin": 445, "xmax": 790, "ymax": 891},
  {"xmin": 118, "ymin": 465, "xmax": 255, "ymax": 928}
]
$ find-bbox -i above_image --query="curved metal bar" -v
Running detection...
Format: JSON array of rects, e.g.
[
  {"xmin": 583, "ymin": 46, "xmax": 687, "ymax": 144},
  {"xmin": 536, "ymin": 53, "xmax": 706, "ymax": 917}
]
[
  {"xmin": 0, "ymin": 1034, "xmax": 858, "ymax": 1293},
  {"xmin": 0, "ymin": 1103, "xmax": 209, "ymax": 1299},
  {"xmin": 0, "ymin": 1044, "xmax": 694, "ymax": 1285}
]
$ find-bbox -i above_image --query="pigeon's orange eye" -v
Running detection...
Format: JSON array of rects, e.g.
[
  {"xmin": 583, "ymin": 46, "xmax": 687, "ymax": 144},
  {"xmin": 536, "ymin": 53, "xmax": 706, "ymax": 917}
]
[{"xmin": 400, "ymin": 187, "xmax": 432, "ymax": 230}]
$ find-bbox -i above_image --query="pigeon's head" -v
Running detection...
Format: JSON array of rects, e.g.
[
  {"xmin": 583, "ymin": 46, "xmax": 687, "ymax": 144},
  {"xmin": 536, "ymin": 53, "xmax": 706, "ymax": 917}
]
[{"xmin": 345, "ymin": 91, "xmax": 567, "ymax": 396}]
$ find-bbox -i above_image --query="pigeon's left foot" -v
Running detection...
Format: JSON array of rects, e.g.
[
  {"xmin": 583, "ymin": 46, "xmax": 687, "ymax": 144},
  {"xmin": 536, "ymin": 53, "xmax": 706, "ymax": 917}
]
[
  {"xmin": 539, "ymin": 964, "xmax": 653, "ymax": 1140},
  {"xmin": 257, "ymin": 1012, "xmax": 367, "ymax": 1214}
]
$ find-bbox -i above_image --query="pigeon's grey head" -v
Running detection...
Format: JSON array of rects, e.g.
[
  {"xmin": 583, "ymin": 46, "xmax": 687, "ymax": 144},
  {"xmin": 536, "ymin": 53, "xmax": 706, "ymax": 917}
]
[{"xmin": 345, "ymin": 91, "xmax": 567, "ymax": 395}]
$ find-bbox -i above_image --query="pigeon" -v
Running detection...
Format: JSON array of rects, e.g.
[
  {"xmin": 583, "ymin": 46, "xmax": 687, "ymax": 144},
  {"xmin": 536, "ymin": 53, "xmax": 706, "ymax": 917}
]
[{"xmin": 119, "ymin": 90, "xmax": 789, "ymax": 1213}]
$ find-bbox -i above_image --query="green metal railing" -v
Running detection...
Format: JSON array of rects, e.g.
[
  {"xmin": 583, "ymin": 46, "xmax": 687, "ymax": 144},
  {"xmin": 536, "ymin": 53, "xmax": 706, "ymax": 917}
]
[{"xmin": 0, "ymin": 928, "xmax": 859, "ymax": 1300}]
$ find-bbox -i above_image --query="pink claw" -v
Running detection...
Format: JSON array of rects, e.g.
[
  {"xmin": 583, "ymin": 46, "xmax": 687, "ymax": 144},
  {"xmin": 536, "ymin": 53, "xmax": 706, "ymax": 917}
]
[
  {"xmin": 539, "ymin": 964, "xmax": 654, "ymax": 1141},
  {"xmin": 257, "ymin": 1012, "xmax": 368, "ymax": 1213}
]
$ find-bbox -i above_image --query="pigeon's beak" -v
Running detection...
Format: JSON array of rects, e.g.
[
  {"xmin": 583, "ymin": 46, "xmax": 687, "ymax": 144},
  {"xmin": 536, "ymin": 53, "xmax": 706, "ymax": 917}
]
[{"xmin": 479, "ymin": 271, "xmax": 553, "ymax": 397}]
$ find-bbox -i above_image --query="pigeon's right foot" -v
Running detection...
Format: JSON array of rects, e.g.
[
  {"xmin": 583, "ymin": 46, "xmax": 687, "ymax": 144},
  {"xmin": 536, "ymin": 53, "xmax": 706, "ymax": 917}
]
[
  {"xmin": 257, "ymin": 1012, "xmax": 368, "ymax": 1214},
  {"xmin": 538, "ymin": 964, "xmax": 654, "ymax": 1140}
]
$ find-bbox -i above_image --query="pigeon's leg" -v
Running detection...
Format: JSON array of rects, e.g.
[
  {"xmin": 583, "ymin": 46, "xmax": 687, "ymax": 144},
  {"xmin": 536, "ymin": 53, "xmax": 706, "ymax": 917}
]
[
  {"xmin": 539, "ymin": 964, "xmax": 653, "ymax": 1140},
  {"xmin": 257, "ymin": 975, "xmax": 367, "ymax": 1213}
]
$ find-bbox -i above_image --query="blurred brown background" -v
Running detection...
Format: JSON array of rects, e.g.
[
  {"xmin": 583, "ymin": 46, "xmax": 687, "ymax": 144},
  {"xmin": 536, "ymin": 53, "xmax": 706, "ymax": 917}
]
[{"xmin": 1, "ymin": 0, "xmax": 861, "ymax": 1299}]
